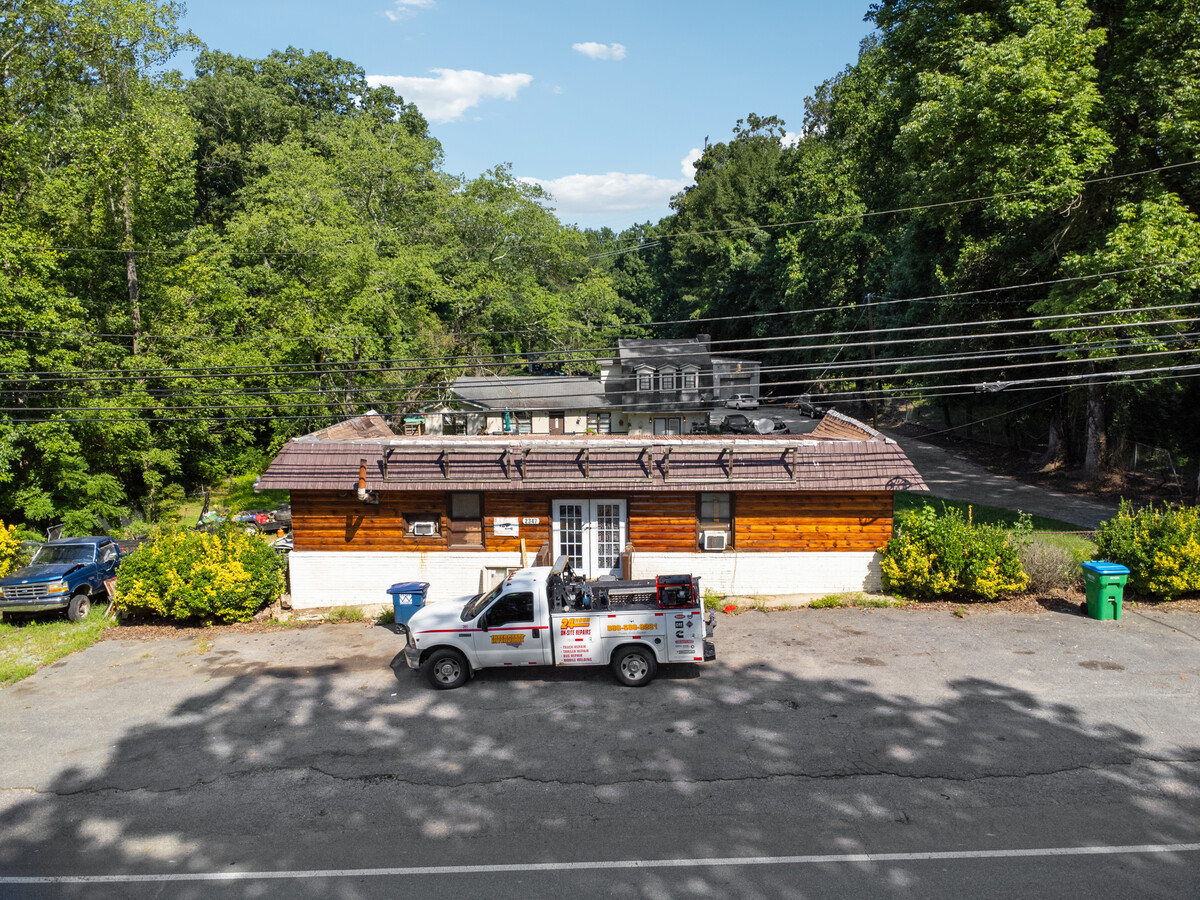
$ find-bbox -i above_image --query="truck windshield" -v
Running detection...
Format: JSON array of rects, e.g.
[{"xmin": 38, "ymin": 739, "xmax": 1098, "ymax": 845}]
[
  {"xmin": 461, "ymin": 582, "xmax": 506, "ymax": 621},
  {"xmin": 31, "ymin": 544, "xmax": 94, "ymax": 565}
]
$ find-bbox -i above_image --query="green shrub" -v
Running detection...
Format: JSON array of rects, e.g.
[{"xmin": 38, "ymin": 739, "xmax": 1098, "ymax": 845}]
[
  {"xmin": 810, "ymin": 596, "xmax": 842, "ymax": 609},
  {"xmin": 702, "ymin": 589, "xmax": 724, "ymax": 611},
  {"xmin": 1094, "ymin": 502, "xmax": 1200, "ymax": 600},
  {"xmin": 115, "ymin": 526, "xmax": 285, "ymax": 623},
  {"xmin": 880, "ymin": 506, "xmax": 1028, "ymax": 600}
]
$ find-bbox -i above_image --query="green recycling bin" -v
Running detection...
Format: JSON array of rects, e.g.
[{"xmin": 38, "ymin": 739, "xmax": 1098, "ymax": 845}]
[{"xmin": 1081, "ymin": 561, "xmax": 1130, "ymax": 620}]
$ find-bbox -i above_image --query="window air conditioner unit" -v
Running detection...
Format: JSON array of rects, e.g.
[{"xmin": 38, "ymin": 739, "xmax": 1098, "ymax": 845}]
[
  {"xmin": 410, "ymin": 521, "xmax": 438, "ymax": 536},
  {"xmin": 701, "ymin": 530, "xmax": 728, "ymax": 552}
]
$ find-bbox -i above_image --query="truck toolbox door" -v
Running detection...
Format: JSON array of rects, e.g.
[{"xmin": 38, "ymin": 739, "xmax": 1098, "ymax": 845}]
[{"xmin": 471, "ymin": 591, "xmax": 548, "ymax": 668}]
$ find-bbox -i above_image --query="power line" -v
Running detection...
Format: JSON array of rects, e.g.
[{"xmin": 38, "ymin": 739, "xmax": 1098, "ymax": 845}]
[
  {"xmin": 11, "ymin": 332, "xmax": 1198, "ymax": 410},
  {"xmin": 583, "ymin": 160, "xmax": 1200, "ymax": 260},
  {"xmin": 11, "ymin": 365, "xmax": 1200, "ymax": 426},
  {"xmin": 4, "ymin": 297, "xmax": 1197, "ymax": 386},
  {"xmin": 1, "ymin": 259, "xmax": 1195, "ymax": 344}
]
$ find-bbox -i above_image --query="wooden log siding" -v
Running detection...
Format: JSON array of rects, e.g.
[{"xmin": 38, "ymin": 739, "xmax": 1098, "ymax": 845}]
[
  {"xmin": 291, "ymin": 489, "xmax": 892, "ymax": 554},
  {"xmin": 734, "ymin": 492, "xmax": 893, "ymax": 552}
]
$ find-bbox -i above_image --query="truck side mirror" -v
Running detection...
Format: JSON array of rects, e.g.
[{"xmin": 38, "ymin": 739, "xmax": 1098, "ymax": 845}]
[{"xmin": 477, "ymin": 615, "xmax": 488, "ymax": 632}]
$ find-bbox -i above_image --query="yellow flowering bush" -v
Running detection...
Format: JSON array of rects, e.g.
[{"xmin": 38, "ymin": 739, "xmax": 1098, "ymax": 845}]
[
  {"xmin": 880, "ymin": 506, "xmax": 1028, "ymax": 600},
  {"xmin": 0, "ymin": 521, "xmax": 20, "ymax": 578},
  {"xmin": 115, "ymin": 525, "xmax": 285, "ymax": 622},
  {"xmin": 1095, "ymin": 502, "xmax": 1200, "ymax": 600}
]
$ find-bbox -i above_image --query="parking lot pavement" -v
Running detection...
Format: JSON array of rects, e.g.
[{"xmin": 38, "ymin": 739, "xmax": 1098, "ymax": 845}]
[{"xmin": 1, "ymin": 610, "xmax": 1198, "ymax": 898}]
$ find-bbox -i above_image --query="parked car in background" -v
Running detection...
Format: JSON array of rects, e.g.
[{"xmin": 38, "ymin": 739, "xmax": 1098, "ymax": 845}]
[
  {"xmin": 720, "ymin": 413, "xmax": 755, "ymax": 434},
  {"xmin": 0, "ymin": 537, "xmax": 121, "ymax": 621},
  {"xmin": 724, "ymin": 393, "xmax": 760, "ymax": 410},
  {"xmin": 753, "ymin": 416, "xmax": 790, "ymax": 434},
  {"xmin": 795, "ymin": 394, "xmax": 826, "ymax": 418}
]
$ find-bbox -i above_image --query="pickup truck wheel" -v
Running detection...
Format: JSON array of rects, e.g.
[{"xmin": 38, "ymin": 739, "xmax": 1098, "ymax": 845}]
[
  {"xmin": 612, "ymin": 646, "xmax": 657, "ymax": 687},
  {"xmin": 423, "ymin": 649, "xmax": 469, "ymax": 690},
  {"xmin": 67, "ymin": 591, "xmax": 91, "ymax": 622}
]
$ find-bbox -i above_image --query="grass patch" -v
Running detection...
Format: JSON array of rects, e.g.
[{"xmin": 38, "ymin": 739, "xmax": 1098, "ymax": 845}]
[
  {"xmin": 702, "ymin": 589, "xmax": 725, "ymax": 611},
  {"xmin": 177, "ymin": 473, "xmax": 290, "ymax": 525},
  {"xmin": 0, "ymin": 609, "xmax": 114, "ymax": 686},
  {"xmin": 894, "ymin": 492, "xmax": 1082, "ymax": 532},
  {"xmin": 324, "ymin": 606, "xmax": 366, "ymax": 624},
  {"xmin": 811, "ymin": 592, "xmax": 905, "ymax": 609},
  {"xmin": 810, "ymin": 595, "xmax": 843, "ymax": 609}
]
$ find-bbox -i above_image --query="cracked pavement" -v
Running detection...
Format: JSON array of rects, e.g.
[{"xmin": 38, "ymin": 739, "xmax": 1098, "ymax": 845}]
[{"xmin": 1, "ymin": 608, "xmax": 1198, "ymax": 898}]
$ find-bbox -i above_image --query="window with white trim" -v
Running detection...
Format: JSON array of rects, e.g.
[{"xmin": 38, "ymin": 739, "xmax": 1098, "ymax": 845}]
[
  {"xmin": 587, "ymin": 412, "xmax": 612, "ymax": 433},
  {"xmin": 660, "ymin": 367, "xmax": 677, "ymax": 391}
]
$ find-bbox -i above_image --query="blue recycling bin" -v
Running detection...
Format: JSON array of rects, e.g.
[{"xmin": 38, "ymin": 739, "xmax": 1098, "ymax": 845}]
[{"xmin": 388, "ymin": 581, "xmax": 429, "ymax": 629}]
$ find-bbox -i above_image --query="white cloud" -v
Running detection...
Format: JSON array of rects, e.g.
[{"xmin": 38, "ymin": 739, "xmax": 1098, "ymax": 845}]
[
  {"xmin": 366, "ymin": 69, "xmax": 534, "ymax": 123},
  {"xmin": 782, "ymin": 131, "xmax": 802, "ymax": 148},
  {"xmin": 384, "ymin": 0, "xmax": 435, "ymax": 21},
  {"xmin": 681, "ymin": 147, "xmax": 703, "ymax": 177},
  {"xmin": 519, "ymin": 149, "xmax": 704, "ymax": 221},
  {"xmin": 572, "ymin": 42, "xmax": 627, "ymax": 61}
]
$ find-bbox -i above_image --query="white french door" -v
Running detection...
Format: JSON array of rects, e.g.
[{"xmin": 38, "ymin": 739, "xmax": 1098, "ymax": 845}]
[{"xmin": 551, "ymin": 499, "xmax": 627, "ymax": 579}]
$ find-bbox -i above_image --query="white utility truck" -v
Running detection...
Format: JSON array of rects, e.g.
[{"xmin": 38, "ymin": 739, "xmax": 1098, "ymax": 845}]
[{"xmin": 401, "ymin": 557, "xmax": 716, "ymax": 689}]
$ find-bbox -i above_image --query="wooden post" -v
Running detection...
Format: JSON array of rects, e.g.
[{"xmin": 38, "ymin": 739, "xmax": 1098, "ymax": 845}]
[{"xmin": 520, "ymin": 537, "xmax": 528, "ymax": 567}]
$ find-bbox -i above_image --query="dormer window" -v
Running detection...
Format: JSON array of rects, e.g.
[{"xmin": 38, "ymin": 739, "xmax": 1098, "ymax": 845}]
[
  {"xmin": 660, "ymin": 367, "xmax": 677, "ymax": 392},
  {"xmin": 636, "ymin": 366, "xmax": 654, "ymax": 392},
  {"xmin": 682, "ymin": 366, "xmax": 698, "ymax": 390}
]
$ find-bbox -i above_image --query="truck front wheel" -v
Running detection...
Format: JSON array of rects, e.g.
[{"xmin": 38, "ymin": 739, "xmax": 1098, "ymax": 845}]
[
  {"xmin": 612, "ymin": 646, "xmax": 657, "ymax": 687},
  {"xmin": 67, "ymin": 591, "xmax": 91, "ymax": 622},
  {"xmin": 423, "ymin": 648, "xmax": 469, "ymax": 690}
]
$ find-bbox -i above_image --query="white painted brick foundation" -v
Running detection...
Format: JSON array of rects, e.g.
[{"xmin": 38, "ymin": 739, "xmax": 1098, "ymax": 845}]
[
  {"xmin": 630, "ymin": 551, "xmax": 882, "ymax": 597},
  {"xmin": 286, "ymin": 550, "xmax": 882, "ymax": 609}
]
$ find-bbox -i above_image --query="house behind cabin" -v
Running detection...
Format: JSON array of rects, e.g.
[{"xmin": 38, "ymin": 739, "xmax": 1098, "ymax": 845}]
[{"xmin": 257, "ymin": 414, "xmax": 927, "ymax": 609}]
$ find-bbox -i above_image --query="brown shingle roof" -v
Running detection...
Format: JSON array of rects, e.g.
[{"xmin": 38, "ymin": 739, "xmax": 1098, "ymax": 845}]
[
  {"xmin": 294, "ymin": 412, "xmax": 395, "ymax": 442},
  {"xmin": 258, "ymin": 429, "xmax": 928, "ymax": 494},
  {"xmin": 810, "ymin": 410, "xmax": 887, "ymax": 442}
]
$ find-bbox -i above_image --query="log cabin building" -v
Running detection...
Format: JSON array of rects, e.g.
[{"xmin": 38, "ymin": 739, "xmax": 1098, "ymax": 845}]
[{"xmin": 256, "ymin": 413, "xmax": 928, "ymax": 609}]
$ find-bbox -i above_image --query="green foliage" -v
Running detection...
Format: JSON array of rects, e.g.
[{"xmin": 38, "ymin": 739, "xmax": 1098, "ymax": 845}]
[
  {"xmin": 324, "ymin": 606, "xmax": 366, "ymax": 624},
  {"xmin": 894, "ymin": 493, "xmax": 1080, "ymax": 532},
  {"xmin": 1094, "ymin": 502, "xmax": 1200, "ymax": 600},
  {"xmin": 115, "ymin": 525, "xmax": 284, "ymax": 622},
  {"xmin": 702, "ymin": 588, "xmax": 725, "ymax": 611},
  {"xmin": 880, "ymin": 506, "xmax": 1029, "ymax": 600},
  {"xmin": 810, "ymin": 595, "xmax": 842, "ymax": 609}
]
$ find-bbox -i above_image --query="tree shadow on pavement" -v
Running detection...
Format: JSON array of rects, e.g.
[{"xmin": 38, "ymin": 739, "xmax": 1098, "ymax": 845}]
[{"xmin": 0, "ymin": 650, "xmax": 1197, "ymax": 899}]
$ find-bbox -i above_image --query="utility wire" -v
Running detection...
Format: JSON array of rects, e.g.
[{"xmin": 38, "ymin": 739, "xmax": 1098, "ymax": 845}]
[
  {"xmin": 11, "ymin": 331, "xmax": 1197, "ymax": 407},
  {"xmin": 4, "ymin": 298, "xmax": 1197, "ymax": 385},
  {"xmin": 2, "ymin": 259, "xmax": 1195, "ymax": 344}
]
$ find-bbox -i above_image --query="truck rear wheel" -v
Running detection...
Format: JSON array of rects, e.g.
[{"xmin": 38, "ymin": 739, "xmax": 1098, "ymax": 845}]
[
  {"xmin": 67, "ymin": 591, "xmax": 91, "ymax": 622},
  {"xmin": 423, "ymin": 648, "xmax": 469, "ymax": 690},
  {"xmin": 612, "ymin": 646, "xmax": 657, "ymax": 687}
]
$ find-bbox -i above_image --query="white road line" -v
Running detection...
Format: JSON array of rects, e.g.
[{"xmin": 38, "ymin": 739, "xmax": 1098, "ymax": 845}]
[{"xmin": 2, "ymin": 843, "xmax": 1199, "ymax": 884}]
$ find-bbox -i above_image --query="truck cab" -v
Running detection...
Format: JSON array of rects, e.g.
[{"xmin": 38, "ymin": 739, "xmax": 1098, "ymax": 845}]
[
  {"xmin": 402, "ymin": 558, "xmax": 715, "ymax": 689},
  {"xmin": 0, "ymin": 537, "xmax": 121, "ymax": 621}
]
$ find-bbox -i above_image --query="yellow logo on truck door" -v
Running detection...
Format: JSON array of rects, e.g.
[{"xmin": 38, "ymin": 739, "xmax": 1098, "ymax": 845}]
[{"xmin": 490, "ymin": 633, "xmax": 526, "ymax": 646}]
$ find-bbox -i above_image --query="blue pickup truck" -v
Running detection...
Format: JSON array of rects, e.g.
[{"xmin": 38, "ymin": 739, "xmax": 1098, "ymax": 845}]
[{"xmin": 0, "ymin": 537, "xmax": 121, "ymax": 621}]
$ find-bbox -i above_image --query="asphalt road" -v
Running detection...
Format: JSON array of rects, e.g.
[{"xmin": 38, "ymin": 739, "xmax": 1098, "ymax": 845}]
[{"xmin": 2, "ymin": 608, "xmax": 1198, "ymax": 899}]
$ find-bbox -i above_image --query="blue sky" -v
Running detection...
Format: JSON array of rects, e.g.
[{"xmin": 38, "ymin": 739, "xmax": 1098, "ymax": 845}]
[{"xmin": 178, "ymin": 1, "xmax": 878, "ymax": 230}]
